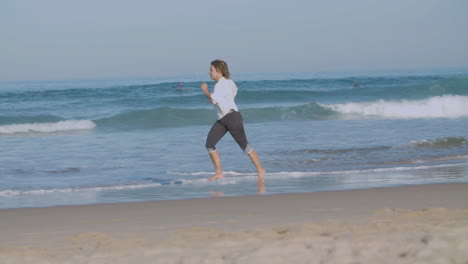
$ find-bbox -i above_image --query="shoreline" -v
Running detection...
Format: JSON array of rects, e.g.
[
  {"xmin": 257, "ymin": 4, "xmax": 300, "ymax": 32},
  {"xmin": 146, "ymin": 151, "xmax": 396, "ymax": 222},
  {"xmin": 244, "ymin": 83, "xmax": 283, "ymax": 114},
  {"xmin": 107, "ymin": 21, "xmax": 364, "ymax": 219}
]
[
  {"xmin": 2, "ymin": 182, "xmax": 468, "ymax": 263},
  {"xmin": 3, "ymin": 179, "xmax": 468, "ymax": 211}
]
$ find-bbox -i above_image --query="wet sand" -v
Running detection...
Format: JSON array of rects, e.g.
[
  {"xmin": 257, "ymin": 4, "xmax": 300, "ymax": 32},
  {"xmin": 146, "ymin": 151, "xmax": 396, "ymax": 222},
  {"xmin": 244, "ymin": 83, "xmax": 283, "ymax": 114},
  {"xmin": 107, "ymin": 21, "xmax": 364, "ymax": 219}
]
[{"xmin": 1, "ymin": 183, "xmax": 468, "ymax": 263}]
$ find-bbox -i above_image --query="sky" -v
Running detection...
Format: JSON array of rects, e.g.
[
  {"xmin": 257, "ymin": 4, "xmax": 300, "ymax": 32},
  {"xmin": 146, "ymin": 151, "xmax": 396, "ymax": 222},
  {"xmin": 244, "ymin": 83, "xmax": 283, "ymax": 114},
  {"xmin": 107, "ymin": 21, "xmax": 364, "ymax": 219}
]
[{"xmin": 1, "ymin": 0, "xmax": 468, "ymax": 81}]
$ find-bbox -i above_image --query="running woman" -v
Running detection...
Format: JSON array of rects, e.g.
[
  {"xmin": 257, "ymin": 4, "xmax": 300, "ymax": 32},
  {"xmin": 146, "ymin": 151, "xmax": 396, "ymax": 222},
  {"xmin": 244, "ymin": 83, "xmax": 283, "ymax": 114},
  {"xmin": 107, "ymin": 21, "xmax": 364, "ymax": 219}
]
[{"xmin": 200, "ymin": 60, "xmax": 265, "ymax": 186}]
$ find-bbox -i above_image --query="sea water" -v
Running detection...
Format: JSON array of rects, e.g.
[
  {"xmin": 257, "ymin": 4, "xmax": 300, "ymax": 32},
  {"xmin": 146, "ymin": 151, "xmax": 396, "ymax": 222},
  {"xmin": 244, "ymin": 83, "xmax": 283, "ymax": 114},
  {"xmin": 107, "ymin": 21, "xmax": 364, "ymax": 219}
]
[{"xmin": 1, "ymin": 70, "xmax": 468, "ymax": 209}]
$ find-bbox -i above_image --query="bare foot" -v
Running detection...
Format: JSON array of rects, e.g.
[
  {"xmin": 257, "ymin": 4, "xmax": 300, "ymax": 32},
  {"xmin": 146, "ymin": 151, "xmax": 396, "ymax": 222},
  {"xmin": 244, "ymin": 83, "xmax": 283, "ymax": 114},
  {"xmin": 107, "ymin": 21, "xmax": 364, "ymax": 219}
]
[
  {"xmin": 208, "ymin": 172, "xmax": 224, "ymax": 181},
  {"xmin": 209, "ymin": 191, "xmax": 225, "ymax": 197},
  {"xmin": 257, "ymin": 168, "xmax": 266, "ymax": 185},
  {"xmin": 257, "ymin": 183, "xmax": 266, "ymax": 194}
]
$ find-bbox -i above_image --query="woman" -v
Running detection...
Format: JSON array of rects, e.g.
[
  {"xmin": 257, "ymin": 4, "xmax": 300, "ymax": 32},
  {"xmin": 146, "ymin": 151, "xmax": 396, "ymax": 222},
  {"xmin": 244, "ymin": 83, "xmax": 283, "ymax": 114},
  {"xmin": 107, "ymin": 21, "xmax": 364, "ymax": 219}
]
[{"xmin": 200, "ymin": 60, "xmax": 265, "ymax": 185}]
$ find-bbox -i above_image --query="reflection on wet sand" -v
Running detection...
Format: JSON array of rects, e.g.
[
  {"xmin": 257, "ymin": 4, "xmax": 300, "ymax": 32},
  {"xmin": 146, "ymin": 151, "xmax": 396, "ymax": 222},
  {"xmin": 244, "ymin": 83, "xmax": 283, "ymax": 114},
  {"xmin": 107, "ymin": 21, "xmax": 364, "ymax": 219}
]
[{"xmin": 209, "ymin": 183, "xmax": 266, "ymax": 198}]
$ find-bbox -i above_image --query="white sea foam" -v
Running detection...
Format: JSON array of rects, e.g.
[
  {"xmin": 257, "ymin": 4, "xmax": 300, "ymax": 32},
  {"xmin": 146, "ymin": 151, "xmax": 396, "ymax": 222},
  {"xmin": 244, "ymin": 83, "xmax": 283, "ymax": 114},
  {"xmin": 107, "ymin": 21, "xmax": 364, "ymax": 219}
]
[
  {"xmin": 0, "ymin": 183, "xmax": 164, "ymax": 196},
  {"xmin": 170, "ymin": 162, "xmax": 468, "ymax": 180},
  {"xmin": 0, "ymin": 120, "xmax": 96, "ymax": 134},
  {"xmin": 321, "ymin": 95, "xmax": 468, "ymax": 119},
  {"xmin": 167, "ymin": 171, "xmax": 249, "ymax": 176},
  {"xmin": 2, "ymin": 162, "xmax": 467, "ymax": 197}
]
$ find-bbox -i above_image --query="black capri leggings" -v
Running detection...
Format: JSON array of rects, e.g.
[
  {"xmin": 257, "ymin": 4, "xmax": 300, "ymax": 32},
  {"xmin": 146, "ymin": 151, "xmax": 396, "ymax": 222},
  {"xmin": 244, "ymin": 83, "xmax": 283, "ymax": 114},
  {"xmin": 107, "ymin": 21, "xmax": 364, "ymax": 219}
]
[{"xmin": 205, "ymin": 111, "xmax": 253, "ymax": 154}]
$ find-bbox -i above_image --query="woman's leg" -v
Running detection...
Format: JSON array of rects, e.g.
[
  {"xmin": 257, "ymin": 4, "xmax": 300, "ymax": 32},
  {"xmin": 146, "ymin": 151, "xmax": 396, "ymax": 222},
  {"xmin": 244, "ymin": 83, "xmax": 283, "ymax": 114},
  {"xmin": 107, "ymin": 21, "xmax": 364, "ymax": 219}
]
[
  {"xmin": 208, "ymin": 150, "xmax": 223, "ymax": 181},
  {"xmin": 205, "ymin": 121, "xmax": 228, "ymax": 181},
  {"xmin": 226, "ymin": 112, "xmax": 266, "ymax": 184},
  {"xmin": 247, "ymin": 149, "xmax": 266, "ymax": 185}
]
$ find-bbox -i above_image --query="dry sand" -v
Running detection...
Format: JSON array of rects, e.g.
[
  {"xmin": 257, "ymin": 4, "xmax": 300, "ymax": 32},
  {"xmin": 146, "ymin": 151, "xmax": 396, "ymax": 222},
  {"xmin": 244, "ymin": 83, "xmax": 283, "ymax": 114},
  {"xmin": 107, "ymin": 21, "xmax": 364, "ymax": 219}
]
[{"xmin": 1, "ymin": 183, "xmax": 468, "ymax": 264}]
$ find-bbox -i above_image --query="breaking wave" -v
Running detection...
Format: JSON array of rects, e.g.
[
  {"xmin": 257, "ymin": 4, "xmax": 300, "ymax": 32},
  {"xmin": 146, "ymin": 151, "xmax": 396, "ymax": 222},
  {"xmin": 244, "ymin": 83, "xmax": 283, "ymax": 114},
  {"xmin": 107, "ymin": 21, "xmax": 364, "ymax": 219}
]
[
  {"xmin": 0, "ymin": 120, "xmax": 96, "ymax": 134},
  {"xmin": 321, "ymin": 95, "xmax": 468, "ymax": 119}
]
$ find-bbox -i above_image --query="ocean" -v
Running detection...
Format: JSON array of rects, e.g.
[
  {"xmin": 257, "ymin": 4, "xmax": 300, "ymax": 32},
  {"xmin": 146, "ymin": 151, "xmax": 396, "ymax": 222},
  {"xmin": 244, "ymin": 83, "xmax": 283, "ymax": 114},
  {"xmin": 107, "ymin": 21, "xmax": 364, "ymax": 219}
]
[{"xmin": 1, "ymin": 70, "xmax": 468, "ymax": 209}]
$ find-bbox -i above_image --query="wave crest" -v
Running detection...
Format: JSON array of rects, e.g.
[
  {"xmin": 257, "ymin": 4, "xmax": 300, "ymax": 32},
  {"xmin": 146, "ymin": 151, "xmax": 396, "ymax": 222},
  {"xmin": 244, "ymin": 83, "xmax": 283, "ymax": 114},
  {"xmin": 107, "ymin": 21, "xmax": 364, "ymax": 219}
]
[
  {"xmin": 0, "ymin": 120, "xmax": 96, "ymax": 134},
  {"xmin": 408, "ymin": 137, "xmax": 468, "ymax": 148},
  {"xmin": 321, "ymin": 95, "xmax": 468, "ymax": 119}
]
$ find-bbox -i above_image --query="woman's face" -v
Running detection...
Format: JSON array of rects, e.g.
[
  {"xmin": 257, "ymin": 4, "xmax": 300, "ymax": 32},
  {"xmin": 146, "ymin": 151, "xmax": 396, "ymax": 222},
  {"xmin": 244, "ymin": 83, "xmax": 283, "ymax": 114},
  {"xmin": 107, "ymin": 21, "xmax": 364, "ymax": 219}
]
[{"xmin": 209, "ymin": 65, "xmax": 222, "ymax": 81}]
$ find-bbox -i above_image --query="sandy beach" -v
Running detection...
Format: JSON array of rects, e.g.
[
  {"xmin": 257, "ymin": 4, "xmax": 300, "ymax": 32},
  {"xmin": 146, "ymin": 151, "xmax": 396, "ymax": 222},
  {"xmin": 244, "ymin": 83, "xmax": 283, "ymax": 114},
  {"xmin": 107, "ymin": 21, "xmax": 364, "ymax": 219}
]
[{"xmin": 1, "ymin": 182, "xmax": 468, "ymax": 264}]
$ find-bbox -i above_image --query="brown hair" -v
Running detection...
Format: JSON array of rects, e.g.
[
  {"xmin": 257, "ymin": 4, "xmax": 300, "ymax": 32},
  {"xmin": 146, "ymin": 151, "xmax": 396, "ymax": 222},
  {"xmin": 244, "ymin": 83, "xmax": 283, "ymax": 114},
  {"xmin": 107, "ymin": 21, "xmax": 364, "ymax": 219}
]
[{"xmin": 211, "ymin": 59, "xmax": 230, "ymax": 79}]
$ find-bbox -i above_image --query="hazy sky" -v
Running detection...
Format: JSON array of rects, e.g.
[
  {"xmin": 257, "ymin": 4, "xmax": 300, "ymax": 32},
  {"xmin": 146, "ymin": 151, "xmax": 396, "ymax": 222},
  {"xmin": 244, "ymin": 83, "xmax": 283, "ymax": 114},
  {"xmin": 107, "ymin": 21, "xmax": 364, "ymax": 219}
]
[{"xmin": 2, "ymin": 0, "xmax": 468, "ymax": 81}]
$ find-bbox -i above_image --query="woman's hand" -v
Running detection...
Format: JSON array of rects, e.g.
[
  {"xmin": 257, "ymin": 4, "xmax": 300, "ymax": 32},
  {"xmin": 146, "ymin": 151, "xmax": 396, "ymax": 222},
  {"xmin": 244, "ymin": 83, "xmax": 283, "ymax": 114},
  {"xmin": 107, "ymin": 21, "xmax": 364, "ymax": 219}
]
[
  {"xmin": 200, "ymin": 82, "xmax": 208, "ymax": 92},
  {"xmin": 200, "ymin": 82, "xmax": 215, "ymax": 104}
]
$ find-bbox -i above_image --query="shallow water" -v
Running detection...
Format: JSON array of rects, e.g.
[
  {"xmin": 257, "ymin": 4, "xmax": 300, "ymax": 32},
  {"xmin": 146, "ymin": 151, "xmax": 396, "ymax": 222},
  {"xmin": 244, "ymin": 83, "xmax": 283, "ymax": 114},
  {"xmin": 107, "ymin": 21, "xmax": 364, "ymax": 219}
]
[{"xmin": 1, "ymin": 70, "xmax": 468, "ymax": 209}]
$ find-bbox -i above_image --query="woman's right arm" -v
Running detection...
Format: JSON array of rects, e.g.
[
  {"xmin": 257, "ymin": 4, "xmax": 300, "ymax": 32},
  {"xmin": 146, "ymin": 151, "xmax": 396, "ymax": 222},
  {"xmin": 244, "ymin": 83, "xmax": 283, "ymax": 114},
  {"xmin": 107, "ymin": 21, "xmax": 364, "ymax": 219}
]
[{"xmin": 200, "ymin": 82, "xmax": 215, "ymax": 104}]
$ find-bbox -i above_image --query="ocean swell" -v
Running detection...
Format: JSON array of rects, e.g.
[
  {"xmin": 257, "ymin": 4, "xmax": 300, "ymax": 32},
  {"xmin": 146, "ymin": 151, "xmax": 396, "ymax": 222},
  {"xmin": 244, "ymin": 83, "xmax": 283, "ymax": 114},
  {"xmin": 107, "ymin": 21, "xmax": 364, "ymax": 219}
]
[{"xmin": 4, "ymin": 94, "xmax": 466, "ymax": 134}]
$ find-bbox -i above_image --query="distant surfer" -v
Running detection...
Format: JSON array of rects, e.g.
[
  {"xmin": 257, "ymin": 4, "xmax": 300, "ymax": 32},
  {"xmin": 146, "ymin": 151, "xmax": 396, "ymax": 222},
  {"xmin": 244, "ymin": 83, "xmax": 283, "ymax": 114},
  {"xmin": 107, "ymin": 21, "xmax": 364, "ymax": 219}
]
[
  {"xmin": 353, "ymin": 81, "xmax": 359, "ymax": 88},
  {"xmin": 176, "ymin": 82, "xmax": 189, "ymax": 91},
  {"xmin": 200, "ymin": 60, "xmax": 265, "ymax": 187}
]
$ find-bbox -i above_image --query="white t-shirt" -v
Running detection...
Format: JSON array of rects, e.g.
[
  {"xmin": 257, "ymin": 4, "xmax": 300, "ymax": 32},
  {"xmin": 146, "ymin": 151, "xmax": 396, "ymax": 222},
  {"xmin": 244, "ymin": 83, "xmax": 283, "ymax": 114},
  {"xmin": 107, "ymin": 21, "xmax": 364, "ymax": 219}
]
[{"xmin": 211, "ymin": 77, "xmax": 239, "ymax": 119}]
